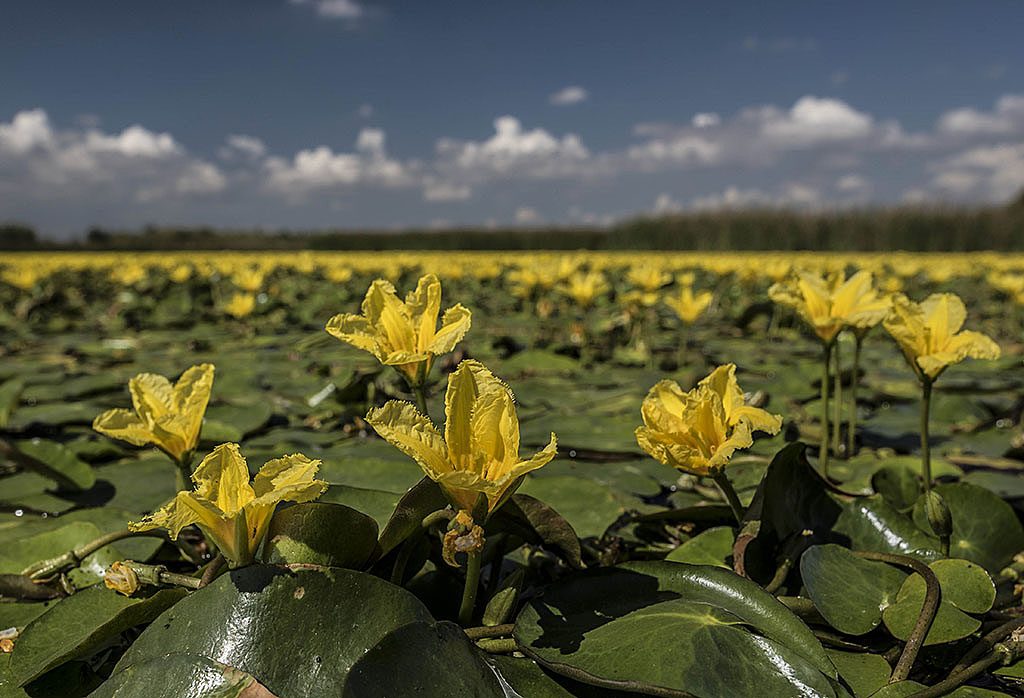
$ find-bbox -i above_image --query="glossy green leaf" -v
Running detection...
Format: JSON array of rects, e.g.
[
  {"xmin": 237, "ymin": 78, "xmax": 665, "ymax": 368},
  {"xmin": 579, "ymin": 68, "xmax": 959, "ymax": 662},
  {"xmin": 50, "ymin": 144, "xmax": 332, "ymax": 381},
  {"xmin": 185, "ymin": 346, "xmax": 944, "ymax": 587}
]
[
  {"xmin": 89, "ymin": 654, "xmax": 273, "ymax": 698},
  {"xmin": 261, "ymin": 502, "xmax": 378, "ymax": 569},
  {"xmin": 826, "ymin": 650, "xmax": 892, "ymax": 698},
  {"xmin": 9, "ymin": 586, "xmax": 185, "ymax": 686},
  {"xmin": 665, "ymin": 526, "xmax": 734, "ymax": 568},
  {"xmin": 9, "ymin": 439, "xmax": 95, "ymax": 491},
  {"xmin": 801, "ymin": 544, "xmax": 906, "ymax": 635}
]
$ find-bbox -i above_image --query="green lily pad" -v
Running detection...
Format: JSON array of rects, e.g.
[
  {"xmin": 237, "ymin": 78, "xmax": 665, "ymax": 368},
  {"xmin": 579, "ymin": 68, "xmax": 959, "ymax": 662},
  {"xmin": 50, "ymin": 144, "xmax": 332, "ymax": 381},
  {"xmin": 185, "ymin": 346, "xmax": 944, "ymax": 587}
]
[
  {"xmin": 88, "ymin": 654, "xmax": 271, "ymax": 698},
  {"xmin": 113, "ymin": 565, "xmax": 434, "ymax": 697},
  {"xmin": 665, "ymin": 526, "xmax": 734, "ymax": 568},
  {"xmin": 911, "ymin": 482, "xmax": 1024, "ymax": 573},
  {"xmin": 262, "ymin": 502, "xmax": 378, "ymax": 569},
  {"xmin": 801, "ymin": 544, "xmax": 907, "ymax": 636},
  {"xmin": 10, "ymin": 439, "xmax": 95, "ymax": 491},
  {"xmin": 833, "ymin": 496, "xmax": 940, "ymax": 562},
  {"xmin": 882, "ymin": 558, "xmax": 994, "ymax": 645},
  {"xmin": 518, "ymin": 475, "xmax": 626, "ymax": 539},
  {"xmin": 8, "ymin": 586, "xmax": 186, "ymax": 686},
  {"xmin": 515, "ymin": 561, "xmax": 838, "ymax": 698},
  {"xmin": 826, "ymin": 650, "xmax": 892, "ymax": 698}
]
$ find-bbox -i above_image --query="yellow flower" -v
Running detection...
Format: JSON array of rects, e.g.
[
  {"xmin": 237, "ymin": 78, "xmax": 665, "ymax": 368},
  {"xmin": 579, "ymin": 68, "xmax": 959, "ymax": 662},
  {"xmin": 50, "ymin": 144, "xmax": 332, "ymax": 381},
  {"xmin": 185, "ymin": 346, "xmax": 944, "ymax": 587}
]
[
  {"xmin": 2, "ymin": 267, "xmax": 40, "ymax": 290},
  {"xmin": 560, "ymin": 271, "xmax": 609, "ymax": 308},
  {"xmin": 325, "ymin": 274, "xmax": 471, "ymax": 382},
  {"xmin": 93, "ymin": 364, "xmax": 215, "ymax": 463},
  {"xmin": 883, "ymin": 293, "xmax": 1001, "ymax": 381},
  {"xmin": 231, "ymin": 267, "xmax": 265, "ymax": 292},
  {"xmin": 224, "ymin": 292, "xmax": 256, "ymax": 318},
  {"xmin": 768, "ymin": 270, "xmax": 891, "ymax": 344},
  {"xmin": 627, "ymin": 264, "xmax": 672, "ymax": 293},
  {"xmin": 169, "ymin": 264, "xmax": 193, "ymax": 284},
  {"xmin": 365, "ymin": 360, "xmax": 557, "ymax": 515},
  {"xmin": 129, "ymin": 443, "xmax": 327, "ymax": 567},
  {"xmin": 664, "ymin": 285, "xmax": 713, "ymax": 324},
  {"xmin": 636, "ymin": 364, "xmax": 782, "ymax": 476}
]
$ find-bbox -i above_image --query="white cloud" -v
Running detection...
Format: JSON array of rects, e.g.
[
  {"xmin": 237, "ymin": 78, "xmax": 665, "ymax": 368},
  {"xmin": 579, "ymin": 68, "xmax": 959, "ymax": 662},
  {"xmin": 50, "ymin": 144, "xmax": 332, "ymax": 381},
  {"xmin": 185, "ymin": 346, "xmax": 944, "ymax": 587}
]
[
  {"xmin": 689, "ymin": 183, "xmax": 821, "ymax": 211},
  {"xmin": 515, "ymin": 206, "xmax": 542, "ymax": 224},
  {"xmin": 691, "ymin": 113, "xmax": 721, "ymax": 128},
  {"xmin": 289, "ymin": 0, "xmax": 364, "ymax": 19},
  {"xmin": 222, "ymin": 134, "xmax": 267, "ymax": 159},
  {"xmin": 835, "ymin": 174, "xmax": 870, "ymax": 193},
  {"xmin": 652, "ymin": 193, "xmax": 682, "ymax": 214},
  {"xmin": 264, "ymin": 128, "xmax": 408, "ymax": 195},
  {"xmin": 930, "ymin": 143, "xmax": 1024, "ymax": 201},
  {"xmin": 760, "ymin": 96, "xmax": 873, "ymax": 145},
  {"xmin": 937, "ymin": 95, "xmax": 1024, "ymax": 136},
  {"xmin": 0, "ymin": 108, "xmax": 219, "ymax": 204},
  {"xmin": 549, "ymin": 86, "xmax": 589, "ymax": 106},
  {"xmin": 436, "ymin": 116, "xmax": 589, "ymax": 179},
  {"xmin": 422, "ymin": 179, "xmax": 471, "ymax": 202}
]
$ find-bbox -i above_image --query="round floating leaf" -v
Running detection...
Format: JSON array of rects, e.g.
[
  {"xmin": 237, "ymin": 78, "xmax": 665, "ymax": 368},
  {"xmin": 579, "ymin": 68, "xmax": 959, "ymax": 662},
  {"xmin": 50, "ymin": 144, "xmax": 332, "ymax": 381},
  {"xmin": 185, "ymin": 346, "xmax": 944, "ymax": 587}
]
[
  {"xmin": 90, "ymin": 654, "xmax": 273, "ymax": 698},
  {"xmin": 10, "ymin": 439, "xmax": 95, "ymax": 491},
  {"xmin": 833, "ymin": 496, "xmax": 940, "ymax": 562},
  {"xmin": 911, "ymin": 483, "xmax": 1024, "ymax": 573},
  {"xmin": 665, "ymin": 526, "xmax": 734, "ymax": 568},
  {"xmin": 342, "ymin": 621, "xmax": 503, "ymax": 697},
  {"xmin": 881, "ymin": 558, "xmax": 994, "ymax": 646},
  {"xmin": 262, "ymin": 502, "xmax": 378, "ymax": 569},
  {"xmin": 9, "ymin": 586, "xmax": 186, "ymax": 686},
  {"xmin": 113, "ymin": 565, "xmax": 433, "ymax": 698},
  {"xmin": 826, "ymin": 650, "xmax": 892, "ymax": 698},
  {"xmin": 801, "ymin": 544, "xmax": 907, "ymax": 636},
  {"xmin": 515, "ymin": 561, "xmax": 838, "ymax": 698}
]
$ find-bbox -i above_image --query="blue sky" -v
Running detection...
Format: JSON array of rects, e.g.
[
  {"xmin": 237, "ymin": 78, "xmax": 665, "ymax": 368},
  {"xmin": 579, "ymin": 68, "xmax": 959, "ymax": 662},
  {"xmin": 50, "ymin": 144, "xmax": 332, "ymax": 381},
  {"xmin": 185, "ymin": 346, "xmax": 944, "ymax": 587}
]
[{"xmin": 2, "ymin": 1, "xmax": 1023, "ymax": 237}]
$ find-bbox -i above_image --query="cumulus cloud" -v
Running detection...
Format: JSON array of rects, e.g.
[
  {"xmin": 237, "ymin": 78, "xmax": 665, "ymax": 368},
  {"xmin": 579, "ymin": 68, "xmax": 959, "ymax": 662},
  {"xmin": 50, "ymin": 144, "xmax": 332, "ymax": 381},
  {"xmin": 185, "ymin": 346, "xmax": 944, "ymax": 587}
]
[
  {"xmin": 690, "ymin": 183, "xmax": 821, "ymax": 211},
  {"xmin": 263, "ymin": 127, "xmax": 409, "ymax": 196},
  {"xmin": 422, "ymin": 179, "xmax": 471, "ymax": 202},
  {"xmin": 937, "ymin": 95, "xmax": 1024, "ymax": 136},
  {"xmin": 221, "ymin": 134, "xmax": 267, "ymax": 160},
  {"xmin": 0, "ymin": 108, "xmax": 222, "ymax": 205},
  {"xmin": 436, "ymin": 116, "xmax": 589, "ymax": 179},
  {"xmin": 289, "ymin": 0, "xmax": 364, "ymax": 20},
  {"xmin": 549, "ymin": 86, "xmax": 589, "ymax": 106},
  {"xmin": 930, "ymin": 143, "xmax": 1024, "ymax": 201}
]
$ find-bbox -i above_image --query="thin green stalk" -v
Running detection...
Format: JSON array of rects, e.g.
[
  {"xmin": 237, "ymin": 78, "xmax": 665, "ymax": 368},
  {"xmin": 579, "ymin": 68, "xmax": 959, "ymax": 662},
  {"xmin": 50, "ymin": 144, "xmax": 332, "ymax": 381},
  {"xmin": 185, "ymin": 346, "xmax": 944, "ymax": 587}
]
[
  {"xmin": 911, "ymin": 641, "xmax": 1023, "ymax": 698},
  {"xmin": 711, "ymin": 471, "xmax": 745, "ymax": 525},
  {"xmin": 819, "ymin": 342, "xmax": 832, "ymax": 478},
  {"xmin": 464, "ymin": 623, "xmax": 515, "ymax": 641},
  {"xmin": 22, "ymin": 528, "xmax": 168, "ymax": 580},
  {"xmin": 833, "ymin": 338, "xmax": 843, "ymax": 458},
  {"xmin": 458, "ymin": 548, "xmax": 483, "ymax": 626},
  {"xmin": 847, "ymin": 334, "xmax": 863, "ymax": 457},
  {"xmin": 476, "ymin": 638, "xmax": 518, "ymax": 654},
  {"xmin": 920, "ymin": 379, "xmax": 933, "ymax": 491}
]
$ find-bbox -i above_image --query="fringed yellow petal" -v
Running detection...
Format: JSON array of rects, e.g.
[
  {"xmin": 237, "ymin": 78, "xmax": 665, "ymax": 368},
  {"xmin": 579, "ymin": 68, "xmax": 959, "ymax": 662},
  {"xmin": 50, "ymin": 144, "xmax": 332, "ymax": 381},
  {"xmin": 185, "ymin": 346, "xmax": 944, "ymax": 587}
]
[
  {"xmin": 365, "ymin": 401, "xmax": 451, "ymax": 480},
  {"xmin": 92, "ymin": 409, "xmax": 153, "ymax": 447},
  {"xmin": 129, "ymin": 373, "xmax": 174, "ymax": 423},
  {"xmin": 191, "ymin": 443, "xmax": 255, "ymax": 517},
  {"xmin": 405, "ymin": 273, "xmax": 443, "ymax": 352},
  {"xmin": 428, "ymin": 304, "xmax": 472, "ymax": 354}
]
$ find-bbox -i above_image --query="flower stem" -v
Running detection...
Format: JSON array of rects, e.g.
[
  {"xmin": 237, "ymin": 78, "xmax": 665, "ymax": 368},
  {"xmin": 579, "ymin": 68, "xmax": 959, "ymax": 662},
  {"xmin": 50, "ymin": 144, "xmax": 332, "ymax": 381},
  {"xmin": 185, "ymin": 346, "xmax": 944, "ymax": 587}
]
[
  {"xmin": 911, "ymin": 641, "xmax": 1024, "ymax": 698},
  {"xmin": 121, "ymin": 561, "xmax": 202, "ymax": 590},
  {"xmin": 464, "ymin": 623, "xmax": 515, "ymax": 641},
  {"xmin": 712, "ymin": 471, "xmax": 745, "ymax": 525},
  {"xmin": 832, "ymin": 338, "xmax": 843, "ymax": 458},
  {"xmin": 819, "ymin": 342, "xmax": 832, "ymax": 478},
  {"xmin": 920, "ymin": 379, "xmax": 933, "ymax": 490},
  {"xmin": 847, "ymin": 334, "xmax": 863, "ymax": 457},
  {"xmin": 21, "ymin": 529, "xmax": 167, "ymax": 580},
  {"xmin": 458, "ymin": 548, "xmax": 483, "ymax": 626}
]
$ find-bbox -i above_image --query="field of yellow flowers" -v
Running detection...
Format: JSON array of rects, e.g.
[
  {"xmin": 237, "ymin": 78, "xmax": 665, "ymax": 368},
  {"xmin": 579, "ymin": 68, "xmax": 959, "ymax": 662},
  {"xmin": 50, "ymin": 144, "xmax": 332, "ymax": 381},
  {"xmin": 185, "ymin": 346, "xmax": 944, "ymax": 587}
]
[{"xmin": 2, "ymin": 250, "xmax": 1024, "ymax": 697}]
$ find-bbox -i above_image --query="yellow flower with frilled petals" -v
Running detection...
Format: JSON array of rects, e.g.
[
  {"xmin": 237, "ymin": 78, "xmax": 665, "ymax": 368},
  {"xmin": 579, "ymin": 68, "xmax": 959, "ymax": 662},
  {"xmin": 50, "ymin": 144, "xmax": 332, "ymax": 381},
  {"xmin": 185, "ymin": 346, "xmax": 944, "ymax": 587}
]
[
  {"xmin": 560, "ymin": 271, "xmax": 609, "ymax": 308},
  {"xmin": 883, "ymin": 293, "xmax": 1001, "ymax": 381},
  {"xmin": 2, "ymin": 267, "xmax": 40, "ymax": 290},
  {"xmin": 664, "ymin": 285, "xmax": 713, "ymax": 324},
  {"xmin": 325, "ymin": 274, "xmax": 471, "ymax": 382},
  {"xmin": 129, "ymin": 443, "xmax": 327, "ymax": 567},
  {"xmin": 636, "ymin": 364, "xmax": 781, "ymax": 476},
  {"xmin": 93, "ymin": 364, "xmax": 214, "ymax": 463},
  {"xmin": 224, "ymin": 292, "xmax": 256, "ymax": 318},
  {"xmin": 627, "ymin": 264, "xmax": 672, "ymax": 293},
  {"xmin": 365, "ymin": 360, "xmax": 557, "ymax": 515},
  {"xmin": 768, "ymin": 270, "xmax": 891, "ymax": 344}
]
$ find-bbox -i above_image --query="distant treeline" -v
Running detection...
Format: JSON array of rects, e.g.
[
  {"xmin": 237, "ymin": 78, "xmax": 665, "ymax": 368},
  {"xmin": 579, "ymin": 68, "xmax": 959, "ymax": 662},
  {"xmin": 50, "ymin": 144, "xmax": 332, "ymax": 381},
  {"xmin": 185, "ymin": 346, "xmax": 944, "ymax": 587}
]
[{"xmin": 4, "ymin": 195, "xmax": 1024, "ymax": 252}]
